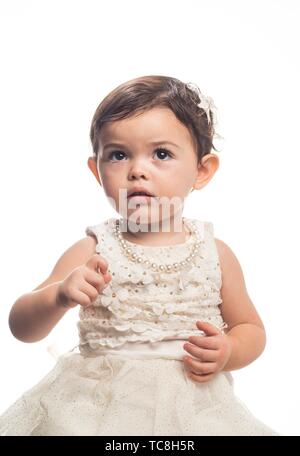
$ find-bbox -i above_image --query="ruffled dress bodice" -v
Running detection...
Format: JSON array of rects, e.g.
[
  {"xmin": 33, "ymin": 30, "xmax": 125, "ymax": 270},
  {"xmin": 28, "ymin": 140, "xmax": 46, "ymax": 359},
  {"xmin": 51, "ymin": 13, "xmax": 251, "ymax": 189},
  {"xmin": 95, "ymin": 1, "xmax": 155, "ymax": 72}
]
[{"xmin": 78, "ymin": 217, "xmax": 226, "ymax": 356}]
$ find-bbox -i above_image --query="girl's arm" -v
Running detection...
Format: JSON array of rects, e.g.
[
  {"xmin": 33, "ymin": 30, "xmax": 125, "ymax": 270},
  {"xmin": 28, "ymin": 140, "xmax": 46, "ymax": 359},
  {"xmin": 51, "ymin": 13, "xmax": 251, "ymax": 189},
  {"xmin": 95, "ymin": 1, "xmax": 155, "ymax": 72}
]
[
  {"xmin": 9, "ymin": 281, "xmax": 68, "ymax": 343},
  {"xmin": 9, "ymin": 236, "xmax": 97, "ymax": 343},
  {"xmin": 215, "ymin": 238, "xmax": 266, "ymax": 371}
]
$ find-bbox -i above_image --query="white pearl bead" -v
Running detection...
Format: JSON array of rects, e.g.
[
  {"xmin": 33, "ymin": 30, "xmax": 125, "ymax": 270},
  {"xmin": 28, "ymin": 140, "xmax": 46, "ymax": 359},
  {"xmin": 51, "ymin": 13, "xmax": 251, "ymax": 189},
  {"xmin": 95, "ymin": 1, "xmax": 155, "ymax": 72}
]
[{"xmin": 113, "ymin": 218, "xmax": 202, "ymax": 273}]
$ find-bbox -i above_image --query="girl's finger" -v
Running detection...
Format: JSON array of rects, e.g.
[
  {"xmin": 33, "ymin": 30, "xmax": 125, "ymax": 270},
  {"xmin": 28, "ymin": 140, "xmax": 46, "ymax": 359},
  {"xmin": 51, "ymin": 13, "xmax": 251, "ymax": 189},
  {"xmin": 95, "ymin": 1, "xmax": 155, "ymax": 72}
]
[
  {"xmin": 188, "ymin": 335, "xmax": 220, "ymax": 350},
  {"xmin": 86, "ymin": 254, "xmax": 108, "ymax": 275},
  {"xmin": 196, "ymin": 320, "xmax": 221, "ymax": 336},
  {"xmin": 84, "ymin": 268, "xmax": 104, "ymax": 284},
  {"xmin": 67, "ymin": 288, "xmax": 91, "ymax": 308},
  {"xmin": 188, "ymin": 372, "xmax": 215, "ymax": 383},
  {"xmin": 80, "ymin": 281, "xmax": 101, "ymax": 302},
  {"xmin": 183, "ymin": 344, "xmax": 218, "ymax": 362},
  {"xmin": 184, "ymin": 357, "xmax": 217, "ymax": 375},
  {"xmin": 103, "ymin": 271, "xmax": 112, "ymax": 283}
]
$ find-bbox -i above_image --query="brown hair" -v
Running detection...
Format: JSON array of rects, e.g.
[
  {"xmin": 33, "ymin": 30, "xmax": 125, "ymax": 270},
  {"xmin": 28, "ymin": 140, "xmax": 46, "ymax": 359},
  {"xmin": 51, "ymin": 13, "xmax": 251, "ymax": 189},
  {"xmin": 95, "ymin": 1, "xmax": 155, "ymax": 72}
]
[{"xmin": 90, "ymin": 75, "xmax": 219, "ymax": 165}]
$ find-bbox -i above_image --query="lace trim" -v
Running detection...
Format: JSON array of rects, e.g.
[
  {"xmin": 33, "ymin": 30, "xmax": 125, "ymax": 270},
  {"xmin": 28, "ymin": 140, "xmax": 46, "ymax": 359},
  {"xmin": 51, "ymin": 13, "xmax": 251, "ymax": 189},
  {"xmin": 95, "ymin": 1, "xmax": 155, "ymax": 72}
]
[{"xmin": 79, "ymin": 317, "xmax": 228, "ymax": 350}]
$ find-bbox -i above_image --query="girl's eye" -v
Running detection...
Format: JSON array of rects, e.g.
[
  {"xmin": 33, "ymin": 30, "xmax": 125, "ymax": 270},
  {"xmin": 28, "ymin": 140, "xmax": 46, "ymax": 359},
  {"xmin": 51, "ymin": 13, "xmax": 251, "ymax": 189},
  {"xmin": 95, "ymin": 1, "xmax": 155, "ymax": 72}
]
[
  {"xmin": 108, "ymin": 150, "xmax": 126, "ymax": 161},
  {"xmin": 107, "ymin": 147, "xmax": 172, "ymax": 162},
  {"xmin": 154, "ymin": 147, "xmax": 172, "ymax": 160}
]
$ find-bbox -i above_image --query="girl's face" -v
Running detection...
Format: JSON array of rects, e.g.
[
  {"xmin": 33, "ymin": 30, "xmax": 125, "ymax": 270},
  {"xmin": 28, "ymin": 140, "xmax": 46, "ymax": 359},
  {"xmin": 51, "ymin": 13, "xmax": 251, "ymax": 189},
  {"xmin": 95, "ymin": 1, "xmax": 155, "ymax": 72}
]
[{"xmin": 88, "ymin": 107, "xmax": 218, "ymax": 225}]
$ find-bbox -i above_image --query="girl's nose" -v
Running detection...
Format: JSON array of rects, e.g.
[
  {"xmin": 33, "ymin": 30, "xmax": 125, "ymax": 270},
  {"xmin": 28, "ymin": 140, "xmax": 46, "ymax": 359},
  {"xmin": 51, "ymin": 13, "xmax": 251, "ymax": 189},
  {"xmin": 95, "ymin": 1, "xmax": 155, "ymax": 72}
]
[{"xmin": 128, "ymin": 159, "xmax": 149, "ymax": 180}]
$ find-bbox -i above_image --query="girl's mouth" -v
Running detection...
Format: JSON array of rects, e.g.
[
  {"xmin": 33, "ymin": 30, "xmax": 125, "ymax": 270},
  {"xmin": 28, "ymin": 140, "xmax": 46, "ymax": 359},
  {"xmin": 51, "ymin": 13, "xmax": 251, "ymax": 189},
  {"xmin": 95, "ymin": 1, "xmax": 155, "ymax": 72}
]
[{"xmin": 127, "ymin": 194, "xmax": 155, "ymax": 204}]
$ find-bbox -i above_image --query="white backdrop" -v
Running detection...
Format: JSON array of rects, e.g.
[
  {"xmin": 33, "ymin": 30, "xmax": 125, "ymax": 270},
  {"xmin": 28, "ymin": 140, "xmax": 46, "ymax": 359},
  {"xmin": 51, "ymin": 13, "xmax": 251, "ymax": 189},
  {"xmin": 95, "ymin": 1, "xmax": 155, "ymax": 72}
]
[{"xmin": 0, "ymin": 0, "xmax": 299, "ymax": 436}]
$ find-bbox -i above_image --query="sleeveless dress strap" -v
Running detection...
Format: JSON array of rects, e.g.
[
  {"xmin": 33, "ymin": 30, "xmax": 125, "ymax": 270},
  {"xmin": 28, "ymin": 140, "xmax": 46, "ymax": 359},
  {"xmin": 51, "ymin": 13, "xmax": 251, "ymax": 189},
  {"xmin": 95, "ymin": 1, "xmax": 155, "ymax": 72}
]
[
  {"xmin": 193, "ymin": 218, "xmax": 223, "ymax": 295},
  {"xmin": 85, "ymin": 220, "xmax": 112, "ymax": 255},
  {"xmin": 85, "ymin": 223, "xmax": 102, "ymax": 243},
  {"xmin": 203, "ymin": 220, "xmax": 221, "ymax": 270}
]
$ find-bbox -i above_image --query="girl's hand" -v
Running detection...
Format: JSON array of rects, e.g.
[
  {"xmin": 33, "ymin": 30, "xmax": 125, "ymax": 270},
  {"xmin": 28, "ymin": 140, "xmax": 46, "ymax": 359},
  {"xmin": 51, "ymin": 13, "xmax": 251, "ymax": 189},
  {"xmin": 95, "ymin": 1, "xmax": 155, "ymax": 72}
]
[
  {"xmin": 55, "ymin": 254, "xmax": 112, "ymax": 309},
  {"xmin": 183, "ymin": 321, "xmax": 232, "ymax": 383}
]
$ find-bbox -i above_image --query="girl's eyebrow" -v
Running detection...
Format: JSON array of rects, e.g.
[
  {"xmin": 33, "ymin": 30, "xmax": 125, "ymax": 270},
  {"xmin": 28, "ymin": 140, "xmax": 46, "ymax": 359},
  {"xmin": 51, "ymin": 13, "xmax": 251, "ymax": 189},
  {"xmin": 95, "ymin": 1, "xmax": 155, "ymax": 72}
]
[{"xmin": 103, "ymin": 140, "xmax": 180, "ymax": 150}]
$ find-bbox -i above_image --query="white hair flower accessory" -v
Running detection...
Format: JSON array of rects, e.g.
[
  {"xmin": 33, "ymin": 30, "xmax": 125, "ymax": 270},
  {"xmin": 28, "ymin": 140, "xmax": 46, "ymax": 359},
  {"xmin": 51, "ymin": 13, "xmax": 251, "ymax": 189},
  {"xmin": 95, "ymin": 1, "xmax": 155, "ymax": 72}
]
[{"xmin": 186, "ymin": 82, "xmax": 217, "ymax": 125}]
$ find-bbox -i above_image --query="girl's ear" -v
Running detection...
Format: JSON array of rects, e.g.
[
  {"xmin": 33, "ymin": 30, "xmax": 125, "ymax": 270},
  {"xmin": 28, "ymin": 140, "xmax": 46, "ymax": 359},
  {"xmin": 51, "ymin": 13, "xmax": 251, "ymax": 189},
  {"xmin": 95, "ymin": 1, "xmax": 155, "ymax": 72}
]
[
  {"xmin": 87, "ymin": 157, "xmax": 102, "ymax": 186},
  {"xmin": 193, "ymin": 154, "xmax": 219, "ymax": 190}
]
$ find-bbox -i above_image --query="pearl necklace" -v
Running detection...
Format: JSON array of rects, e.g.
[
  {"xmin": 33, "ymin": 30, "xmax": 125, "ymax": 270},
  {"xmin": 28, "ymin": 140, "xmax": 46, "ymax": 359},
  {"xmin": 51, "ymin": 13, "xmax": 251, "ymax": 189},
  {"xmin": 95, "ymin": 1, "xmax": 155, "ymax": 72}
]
[{"xmin": 113, "ymin": 217, "xmax": 204, "ymax": 273}]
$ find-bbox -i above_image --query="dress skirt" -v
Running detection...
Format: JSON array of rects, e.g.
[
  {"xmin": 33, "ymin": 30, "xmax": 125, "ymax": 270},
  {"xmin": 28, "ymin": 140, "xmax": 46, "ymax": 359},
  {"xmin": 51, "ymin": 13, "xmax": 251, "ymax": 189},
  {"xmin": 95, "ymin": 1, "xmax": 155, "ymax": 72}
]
[{"xmin": 0, "ymin": 339, "xmax": 278, "ymax": 436}]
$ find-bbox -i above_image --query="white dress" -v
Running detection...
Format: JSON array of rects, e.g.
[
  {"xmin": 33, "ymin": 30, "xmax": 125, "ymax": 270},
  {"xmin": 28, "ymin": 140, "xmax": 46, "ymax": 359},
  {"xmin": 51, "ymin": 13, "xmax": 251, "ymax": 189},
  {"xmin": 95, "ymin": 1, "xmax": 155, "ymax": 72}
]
[{"xmin": 0, "ymin": 217, "xmax": 278, "ymax": 436}]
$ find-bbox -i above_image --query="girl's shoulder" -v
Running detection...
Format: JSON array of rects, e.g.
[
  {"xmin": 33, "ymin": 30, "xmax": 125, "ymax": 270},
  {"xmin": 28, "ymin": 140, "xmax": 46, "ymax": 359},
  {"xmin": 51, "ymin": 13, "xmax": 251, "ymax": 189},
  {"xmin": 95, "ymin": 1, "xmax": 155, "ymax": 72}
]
[
  {"xmin": 32, "ymin": 235, "xmax": 97, "ymax": 292},
  {"xmin": 214, "ymin": 237, "xmax": 235, "ymax": 269},
  {"xmin": 32, "ymin": 220, "xmax": 110, "ymax": 292}
]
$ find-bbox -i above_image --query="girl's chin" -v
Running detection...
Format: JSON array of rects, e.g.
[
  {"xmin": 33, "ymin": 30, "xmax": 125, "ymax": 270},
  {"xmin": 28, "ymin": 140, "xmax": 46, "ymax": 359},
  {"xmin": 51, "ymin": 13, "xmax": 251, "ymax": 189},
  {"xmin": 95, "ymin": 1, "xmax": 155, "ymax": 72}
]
[
  {"xmin": 121, "ymin": 207, "xmax": 161, "ymax": 221},
  {"xmin": 119, "ymin": 208, "xmax": 181, "ymax": 226}
]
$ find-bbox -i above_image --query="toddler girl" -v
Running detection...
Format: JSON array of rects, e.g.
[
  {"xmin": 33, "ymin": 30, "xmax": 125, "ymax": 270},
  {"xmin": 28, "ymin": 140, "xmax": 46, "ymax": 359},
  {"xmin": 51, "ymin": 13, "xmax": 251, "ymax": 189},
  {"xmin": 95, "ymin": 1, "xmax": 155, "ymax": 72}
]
[{"xmin": 0, "ymin": 75, "xmax": 278, "ymax": 435}]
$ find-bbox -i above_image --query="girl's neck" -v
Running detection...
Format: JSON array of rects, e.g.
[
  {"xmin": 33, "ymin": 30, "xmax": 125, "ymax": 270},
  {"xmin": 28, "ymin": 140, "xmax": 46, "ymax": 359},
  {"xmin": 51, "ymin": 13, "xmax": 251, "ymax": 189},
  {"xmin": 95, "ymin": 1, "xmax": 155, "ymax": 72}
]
[{"xmin": 119, "ymin": 216, "xmax": 190, "ymax": 247}]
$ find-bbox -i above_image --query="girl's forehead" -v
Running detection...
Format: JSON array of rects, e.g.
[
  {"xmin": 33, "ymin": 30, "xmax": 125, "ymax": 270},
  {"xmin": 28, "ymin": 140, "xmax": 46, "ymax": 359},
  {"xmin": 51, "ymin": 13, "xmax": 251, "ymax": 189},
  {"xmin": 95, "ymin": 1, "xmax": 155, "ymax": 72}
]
[{"xmin": 99, "ymin": 108, "xmax": 193, "ymax": 147}]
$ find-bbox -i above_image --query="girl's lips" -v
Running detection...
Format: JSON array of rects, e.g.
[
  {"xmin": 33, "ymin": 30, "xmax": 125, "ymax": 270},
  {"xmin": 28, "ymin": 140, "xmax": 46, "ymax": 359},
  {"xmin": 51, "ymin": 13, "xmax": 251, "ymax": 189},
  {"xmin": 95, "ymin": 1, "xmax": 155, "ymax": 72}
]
[{"xmin": 127, "ymin": 195, "xmax": 154, "ymax": 203}]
